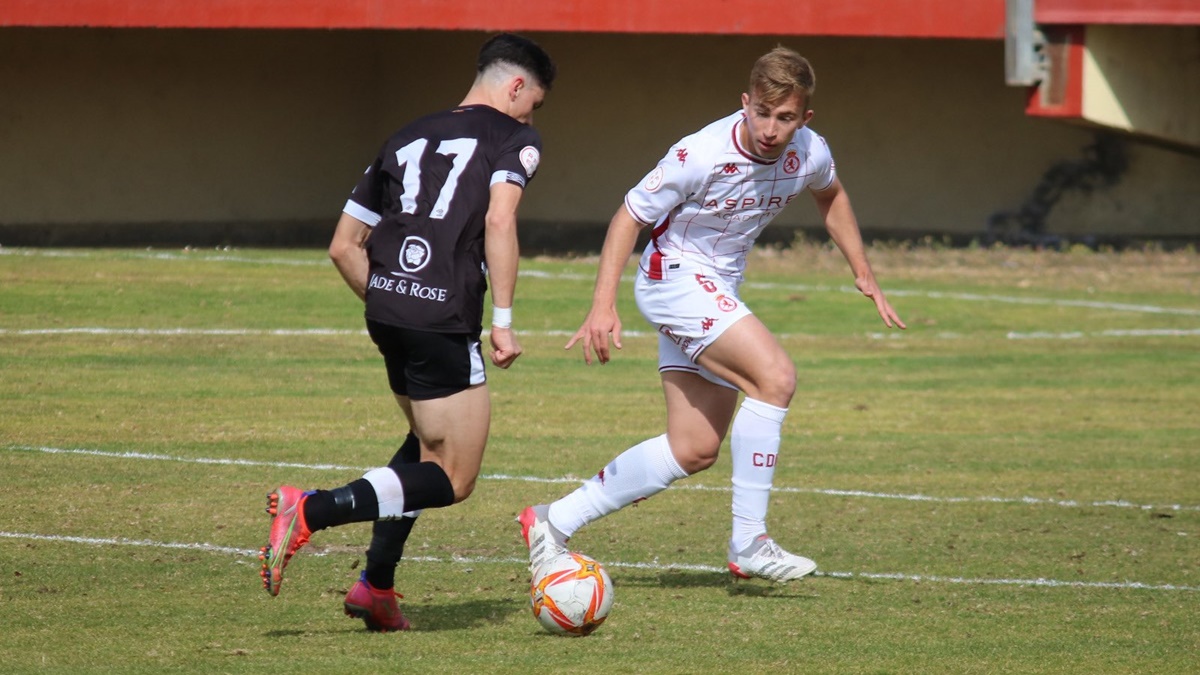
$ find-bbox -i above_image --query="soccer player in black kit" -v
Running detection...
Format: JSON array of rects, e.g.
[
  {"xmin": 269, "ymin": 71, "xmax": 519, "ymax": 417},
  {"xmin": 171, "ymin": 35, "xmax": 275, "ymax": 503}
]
[{"xmin": 259, "ymin": 33, "xmax": 555, "ymax": 632}]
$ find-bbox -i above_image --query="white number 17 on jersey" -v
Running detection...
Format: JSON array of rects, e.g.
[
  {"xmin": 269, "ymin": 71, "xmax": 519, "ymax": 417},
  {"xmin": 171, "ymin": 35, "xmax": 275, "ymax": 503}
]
[{"xmin": 393, "ymin": 137, "xmax": 478, "ymax": 220}]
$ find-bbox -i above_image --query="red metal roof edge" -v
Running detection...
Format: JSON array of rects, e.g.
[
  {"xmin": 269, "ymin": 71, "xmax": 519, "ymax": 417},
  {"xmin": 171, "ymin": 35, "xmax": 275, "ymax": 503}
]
[
  {"xmin": 0, "ymin": 0, "xmax": 1007, "ymax": 38},
  {"xmin": 1036, "ymin": 0, "xmax": 1200, "ymax": 25}
]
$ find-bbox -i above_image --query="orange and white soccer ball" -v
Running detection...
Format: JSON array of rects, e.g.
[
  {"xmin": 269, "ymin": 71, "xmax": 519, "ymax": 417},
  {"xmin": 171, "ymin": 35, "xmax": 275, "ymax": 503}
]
[{"xmin": 529, "ymin": 551, "xmax": 614, "ymax": 636}]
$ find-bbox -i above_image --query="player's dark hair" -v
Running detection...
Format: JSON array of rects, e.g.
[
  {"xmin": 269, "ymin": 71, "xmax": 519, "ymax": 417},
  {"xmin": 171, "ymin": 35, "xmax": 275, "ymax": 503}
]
[{"xmin": 477, "ymin": 33, "xmax": 557, "ymax": 91}]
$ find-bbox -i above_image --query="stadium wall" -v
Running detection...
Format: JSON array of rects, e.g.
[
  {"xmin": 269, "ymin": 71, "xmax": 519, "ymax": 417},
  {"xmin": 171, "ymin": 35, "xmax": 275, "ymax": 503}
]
[{"xmin": 0, "ymin": 28, "xmax": 1196, "ymax": 248}]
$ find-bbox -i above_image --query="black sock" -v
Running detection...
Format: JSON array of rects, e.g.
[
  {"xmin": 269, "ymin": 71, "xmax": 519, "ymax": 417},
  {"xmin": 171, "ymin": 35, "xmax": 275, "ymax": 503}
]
[
  {"xmin": 389, "ymin": 431, "xmax": 421, "ymax": 467},
  {"xmin": 365, "ymin": 432, "xmax": 422, "ymax": 590},
  {"xmin": 302, "ymin": 478, "xmax": 378, "ymax": 531},
  {"xmin": 365, "ymin": 517, "xmax": 417, "ymax": 590},
  {"xmin": 360, "ymin": 462, "xmax": 452, "ymax": 587},
  {"xmin": 303, "ymin": 432, "xmax": 421, "ymax": 532},
  {"xmin": 394, "ymin": 462, "xmax": 456, "ymax": 511}
]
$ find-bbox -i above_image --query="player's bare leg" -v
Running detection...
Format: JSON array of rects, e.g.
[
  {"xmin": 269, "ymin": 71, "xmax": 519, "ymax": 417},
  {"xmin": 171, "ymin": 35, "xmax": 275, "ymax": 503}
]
[
  {"xmin": 522, "ymin": 371, "xmax": 735, "ymax": 573},
  {"xmin": 698, "ymin": 316, "xmax": 817, "ymax": 582},
  {"xmin": 695, "ymin": 315, "xmax": 795, "ymax": 408},
  {"xmin": 661, "ymin": 369, "xmax": 738, "ymax": 473},
  {"xmin": 406, "ymin": 384, "xmax": 491, "ymax": 504}
]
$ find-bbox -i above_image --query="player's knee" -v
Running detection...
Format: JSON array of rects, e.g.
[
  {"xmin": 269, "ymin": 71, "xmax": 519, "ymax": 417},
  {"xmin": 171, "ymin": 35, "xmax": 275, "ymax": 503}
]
[
  {"xmin": 673, "ymin": 440, "xmax": 720, "ymax": 473},
  {"xmin": 450, "ymin": 475, "xmax": 477, "ymax": 504},
  {"xmin": 682, "ymin": 452, "xmax": 718, "ymax": 473},
  {"xmin": 757, "ymin": 359, "xmax": 796, "ymax": 406}
]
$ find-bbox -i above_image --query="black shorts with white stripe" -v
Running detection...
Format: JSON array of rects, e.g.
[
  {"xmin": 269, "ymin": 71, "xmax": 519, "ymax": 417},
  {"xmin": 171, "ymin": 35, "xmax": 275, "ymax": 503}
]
[{"xmin": 366, "ymin": 319, "xmax": 485, "ymax": 401}]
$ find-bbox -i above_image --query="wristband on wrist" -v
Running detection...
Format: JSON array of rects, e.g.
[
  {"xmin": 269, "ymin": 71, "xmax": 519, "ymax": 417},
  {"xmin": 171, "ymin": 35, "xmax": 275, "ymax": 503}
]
[{"xmin": 491, "ymin": 305, "xmax": 513, "ymax": 328}]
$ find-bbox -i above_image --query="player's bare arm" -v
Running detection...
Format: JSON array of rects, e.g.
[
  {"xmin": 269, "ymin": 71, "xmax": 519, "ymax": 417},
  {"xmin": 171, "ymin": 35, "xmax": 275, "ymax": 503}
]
[
  {"xmin": 811, "ymin": 178, "xmax": 906, "ymax": 329},
  {"xmin": 565, "ymin": 204, "xmax": 645, "ymax": 365},
  {"xmin": 329, "ymin": 212, "xmax": 372, "ymax": 301},
  {"xmin": 485, "ymin": 182, "xmax": 525, "ymax": 369}
]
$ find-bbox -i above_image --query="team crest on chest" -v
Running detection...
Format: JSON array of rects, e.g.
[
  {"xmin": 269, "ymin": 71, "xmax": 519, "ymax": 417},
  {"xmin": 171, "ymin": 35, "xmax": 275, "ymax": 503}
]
[
  {"xmin": 399, "ymin": 236, "xmax": 432, "ymax": 273},
  {"xmin": 783, "ymin": 150, "xmax": 801, "ymax": 174}
]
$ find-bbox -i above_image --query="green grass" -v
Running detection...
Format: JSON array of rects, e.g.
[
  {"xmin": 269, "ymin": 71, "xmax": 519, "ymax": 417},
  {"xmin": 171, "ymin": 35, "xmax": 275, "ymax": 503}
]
[{"xmin": 1, "ymin": 245, "xmax": 1197, "ymax": 673}]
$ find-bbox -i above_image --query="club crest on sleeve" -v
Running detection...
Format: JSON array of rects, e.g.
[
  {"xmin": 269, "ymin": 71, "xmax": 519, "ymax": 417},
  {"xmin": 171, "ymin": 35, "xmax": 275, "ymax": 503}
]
[
  {"xmin": 645, "ymin": 166, "xmax": 665, "ymax": 192},
  {"xmin": 520, "ymin": 146, "xmax": 540, "ymax": 177}
]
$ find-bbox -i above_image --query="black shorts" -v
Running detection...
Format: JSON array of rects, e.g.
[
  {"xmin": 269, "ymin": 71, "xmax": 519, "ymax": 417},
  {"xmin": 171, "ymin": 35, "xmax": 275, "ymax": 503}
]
[{"xmin": 366, "ymin": 319, "xmax": 485, "ymax": 401}]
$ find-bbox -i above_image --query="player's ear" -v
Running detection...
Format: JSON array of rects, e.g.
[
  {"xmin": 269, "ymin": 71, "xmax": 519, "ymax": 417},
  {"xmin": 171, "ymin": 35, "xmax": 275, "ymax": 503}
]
[{"xmin": 511, "ymin": 76, "xmax": 525, "ymax": 101}]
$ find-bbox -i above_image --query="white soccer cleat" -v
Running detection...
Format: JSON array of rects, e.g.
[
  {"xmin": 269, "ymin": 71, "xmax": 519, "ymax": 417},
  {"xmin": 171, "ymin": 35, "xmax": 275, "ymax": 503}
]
[
  {"xmin": 727, "ymin": 534, "xmax": 818, "ymax": 583},
  {"xmin": 518, "ymin": 504, "xmax": 569, "ymax": 574}
]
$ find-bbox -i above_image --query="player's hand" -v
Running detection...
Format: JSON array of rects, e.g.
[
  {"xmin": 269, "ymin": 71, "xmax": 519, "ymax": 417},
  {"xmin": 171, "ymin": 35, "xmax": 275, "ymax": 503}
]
[
  {"xmin": 564, "ymin": 306, "xmax": 622, "ymax": 365},
  {"xmin": 856, "ymin": 276, "xmax": 906, "ymax": 330},
  {"xmin": 489, "ymin": 326, "xmax": 523, "ymax": 368}
]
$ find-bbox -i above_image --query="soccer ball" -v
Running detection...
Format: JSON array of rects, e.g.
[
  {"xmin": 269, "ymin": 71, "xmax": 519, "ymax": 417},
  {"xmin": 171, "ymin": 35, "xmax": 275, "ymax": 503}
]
[{"xmin": 529, "ymin": 551, "xmax": 614, "ymax": 636}]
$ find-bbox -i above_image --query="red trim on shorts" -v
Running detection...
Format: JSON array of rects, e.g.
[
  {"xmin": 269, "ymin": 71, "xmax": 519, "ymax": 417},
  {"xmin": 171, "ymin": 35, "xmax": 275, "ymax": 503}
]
[
  {"xmin": 645, "ymin": 214, "xmax": 672, "ymax": 280},
  {"xmin": 648, "ymin": 251, "xmax": 664, "ymax": 280}
]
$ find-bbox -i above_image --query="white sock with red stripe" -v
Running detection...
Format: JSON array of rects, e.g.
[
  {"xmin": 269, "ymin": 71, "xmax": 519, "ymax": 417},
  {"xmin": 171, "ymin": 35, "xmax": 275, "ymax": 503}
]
[
  {"xmin": 730, "ymin": 397, "xmax": 787, "ymax": 553},
  {"xmin": 548, "ymin": 434, "xmax": 688, "ymax": 538}
]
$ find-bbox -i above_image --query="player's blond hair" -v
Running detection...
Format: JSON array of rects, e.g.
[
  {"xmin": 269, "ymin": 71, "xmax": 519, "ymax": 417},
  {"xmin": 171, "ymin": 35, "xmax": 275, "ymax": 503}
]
[{"xmin": 748, "ymin": 47, "xmax": 816, "ymax": 109}]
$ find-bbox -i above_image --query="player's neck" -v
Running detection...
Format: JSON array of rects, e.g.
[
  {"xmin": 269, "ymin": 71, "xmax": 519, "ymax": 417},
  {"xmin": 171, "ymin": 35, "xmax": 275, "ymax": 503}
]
[{"xmin": 459, "ymin": 85, "xmax": 505, "ymax": 113}]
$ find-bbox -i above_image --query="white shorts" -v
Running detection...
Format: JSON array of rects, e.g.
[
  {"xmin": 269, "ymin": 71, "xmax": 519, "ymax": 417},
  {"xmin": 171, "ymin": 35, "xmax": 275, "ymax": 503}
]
[{"xmin": 634, "ymin": 250, "xmax": 751, "ymax": 389}]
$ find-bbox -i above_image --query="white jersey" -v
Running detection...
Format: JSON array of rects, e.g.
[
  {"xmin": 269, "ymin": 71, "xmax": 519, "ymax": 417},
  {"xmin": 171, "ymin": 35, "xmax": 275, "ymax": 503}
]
[{"xmin": 625, "ymin": 110, "xmax": 836, "ymax": 283}]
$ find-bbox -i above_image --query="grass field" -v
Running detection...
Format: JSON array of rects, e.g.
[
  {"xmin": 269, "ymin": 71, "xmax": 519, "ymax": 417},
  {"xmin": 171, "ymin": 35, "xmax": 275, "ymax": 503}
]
[{"xmin": 1, "ymin": 244, "xmax": 1197, "ymax": 673}]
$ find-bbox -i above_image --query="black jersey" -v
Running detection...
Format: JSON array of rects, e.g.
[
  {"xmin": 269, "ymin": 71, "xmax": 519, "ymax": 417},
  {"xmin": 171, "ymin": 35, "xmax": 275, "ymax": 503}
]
[{"xmin": 344, "ymin": 105, "xmax": 542, "ymax": 333}]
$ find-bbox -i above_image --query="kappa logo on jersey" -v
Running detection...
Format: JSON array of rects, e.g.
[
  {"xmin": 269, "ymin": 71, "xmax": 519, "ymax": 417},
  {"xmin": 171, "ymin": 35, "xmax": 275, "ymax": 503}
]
[
  {"xmin": 644, "ymin": 166, "xmax": 665, "ymax": 192},
  {"xmin": 399, "ymin": 235, "xmax": 432, "ymax": 273},
  {"xmin": 783, "ymin": 151, "xmax": 801, "ymax": 174},
  {"xmin": 722, "ymin": 163, "xmax": 740, "ymax": 175},
  {"xmin": 701, "ymin": 317, "xmax": 717, "ymax": 332},
  {"xmin": 675, "ymin": 148, "xmax": 688, "ymax": 165},
  {"xmin": 715, "ymin": 295, "xmax": 738, "ymax": 312},
  {"xmin": 519, "ymin": 146, "xmax": 540, "ymax": 177}
]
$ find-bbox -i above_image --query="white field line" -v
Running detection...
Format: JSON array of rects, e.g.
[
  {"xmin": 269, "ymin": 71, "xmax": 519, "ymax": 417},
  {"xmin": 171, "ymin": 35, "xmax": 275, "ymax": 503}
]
[
  {"xmin": 0, "ymin": 247, "xmax": 327, "ymax": 267},
  {"xmin": 3, "ymin": 326, "xmax": 1200, "ymax": 342},
  {"xmin": 1006, "ymin": 328, "xmax": 1200, "ymax": 339},
  {"xmin": 1, "ymin": 530, "xmax": 1196, "ymax": 593},
  {"xmin": 6, "ymin": 444, "xmax": 1198, "ymax": 513},
  {"xmin": 4, "ymin": 246, "xmax": 1198, "ymax": 317}
]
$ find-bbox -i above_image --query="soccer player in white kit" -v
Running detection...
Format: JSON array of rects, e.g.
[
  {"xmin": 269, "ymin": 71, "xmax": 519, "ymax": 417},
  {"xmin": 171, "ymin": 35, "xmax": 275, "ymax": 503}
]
[{"xmin": 521, "ymin": 47, "xmax": 905, "ymax": 582}]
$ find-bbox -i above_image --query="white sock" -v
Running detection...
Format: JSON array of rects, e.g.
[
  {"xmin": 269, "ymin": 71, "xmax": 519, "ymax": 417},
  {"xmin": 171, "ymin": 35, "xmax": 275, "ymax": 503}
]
[
  {"xmin": 730, "ymin": 397, "xmax": 787, "ymax": 552},
  {"xmin": 548, "ymin": 434, "xmax": 688, "ymax": 538},
  {"xmin": 363, "ymin": 467, "xmax": 406, "ymax": 519}
]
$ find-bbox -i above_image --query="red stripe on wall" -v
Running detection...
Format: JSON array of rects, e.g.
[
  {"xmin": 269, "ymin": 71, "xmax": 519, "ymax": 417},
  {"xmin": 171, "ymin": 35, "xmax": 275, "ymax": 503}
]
[{"xmin": 0, "ymin": 0, "xmax": 1006, "ymax": 38}]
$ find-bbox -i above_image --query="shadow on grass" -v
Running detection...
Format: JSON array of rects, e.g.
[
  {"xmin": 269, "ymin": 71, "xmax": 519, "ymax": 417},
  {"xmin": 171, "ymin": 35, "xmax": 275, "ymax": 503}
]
[
  {"xmin": 404, "ymin": 597, "xmax": 523, "ymax": 632},
  {"xmin": 263, "ymin": 598, "xmax": 524, "ymax": 636},
  {"xmin": 613, "ymin": 569, "xmax": 820, "ymax": 599}
]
